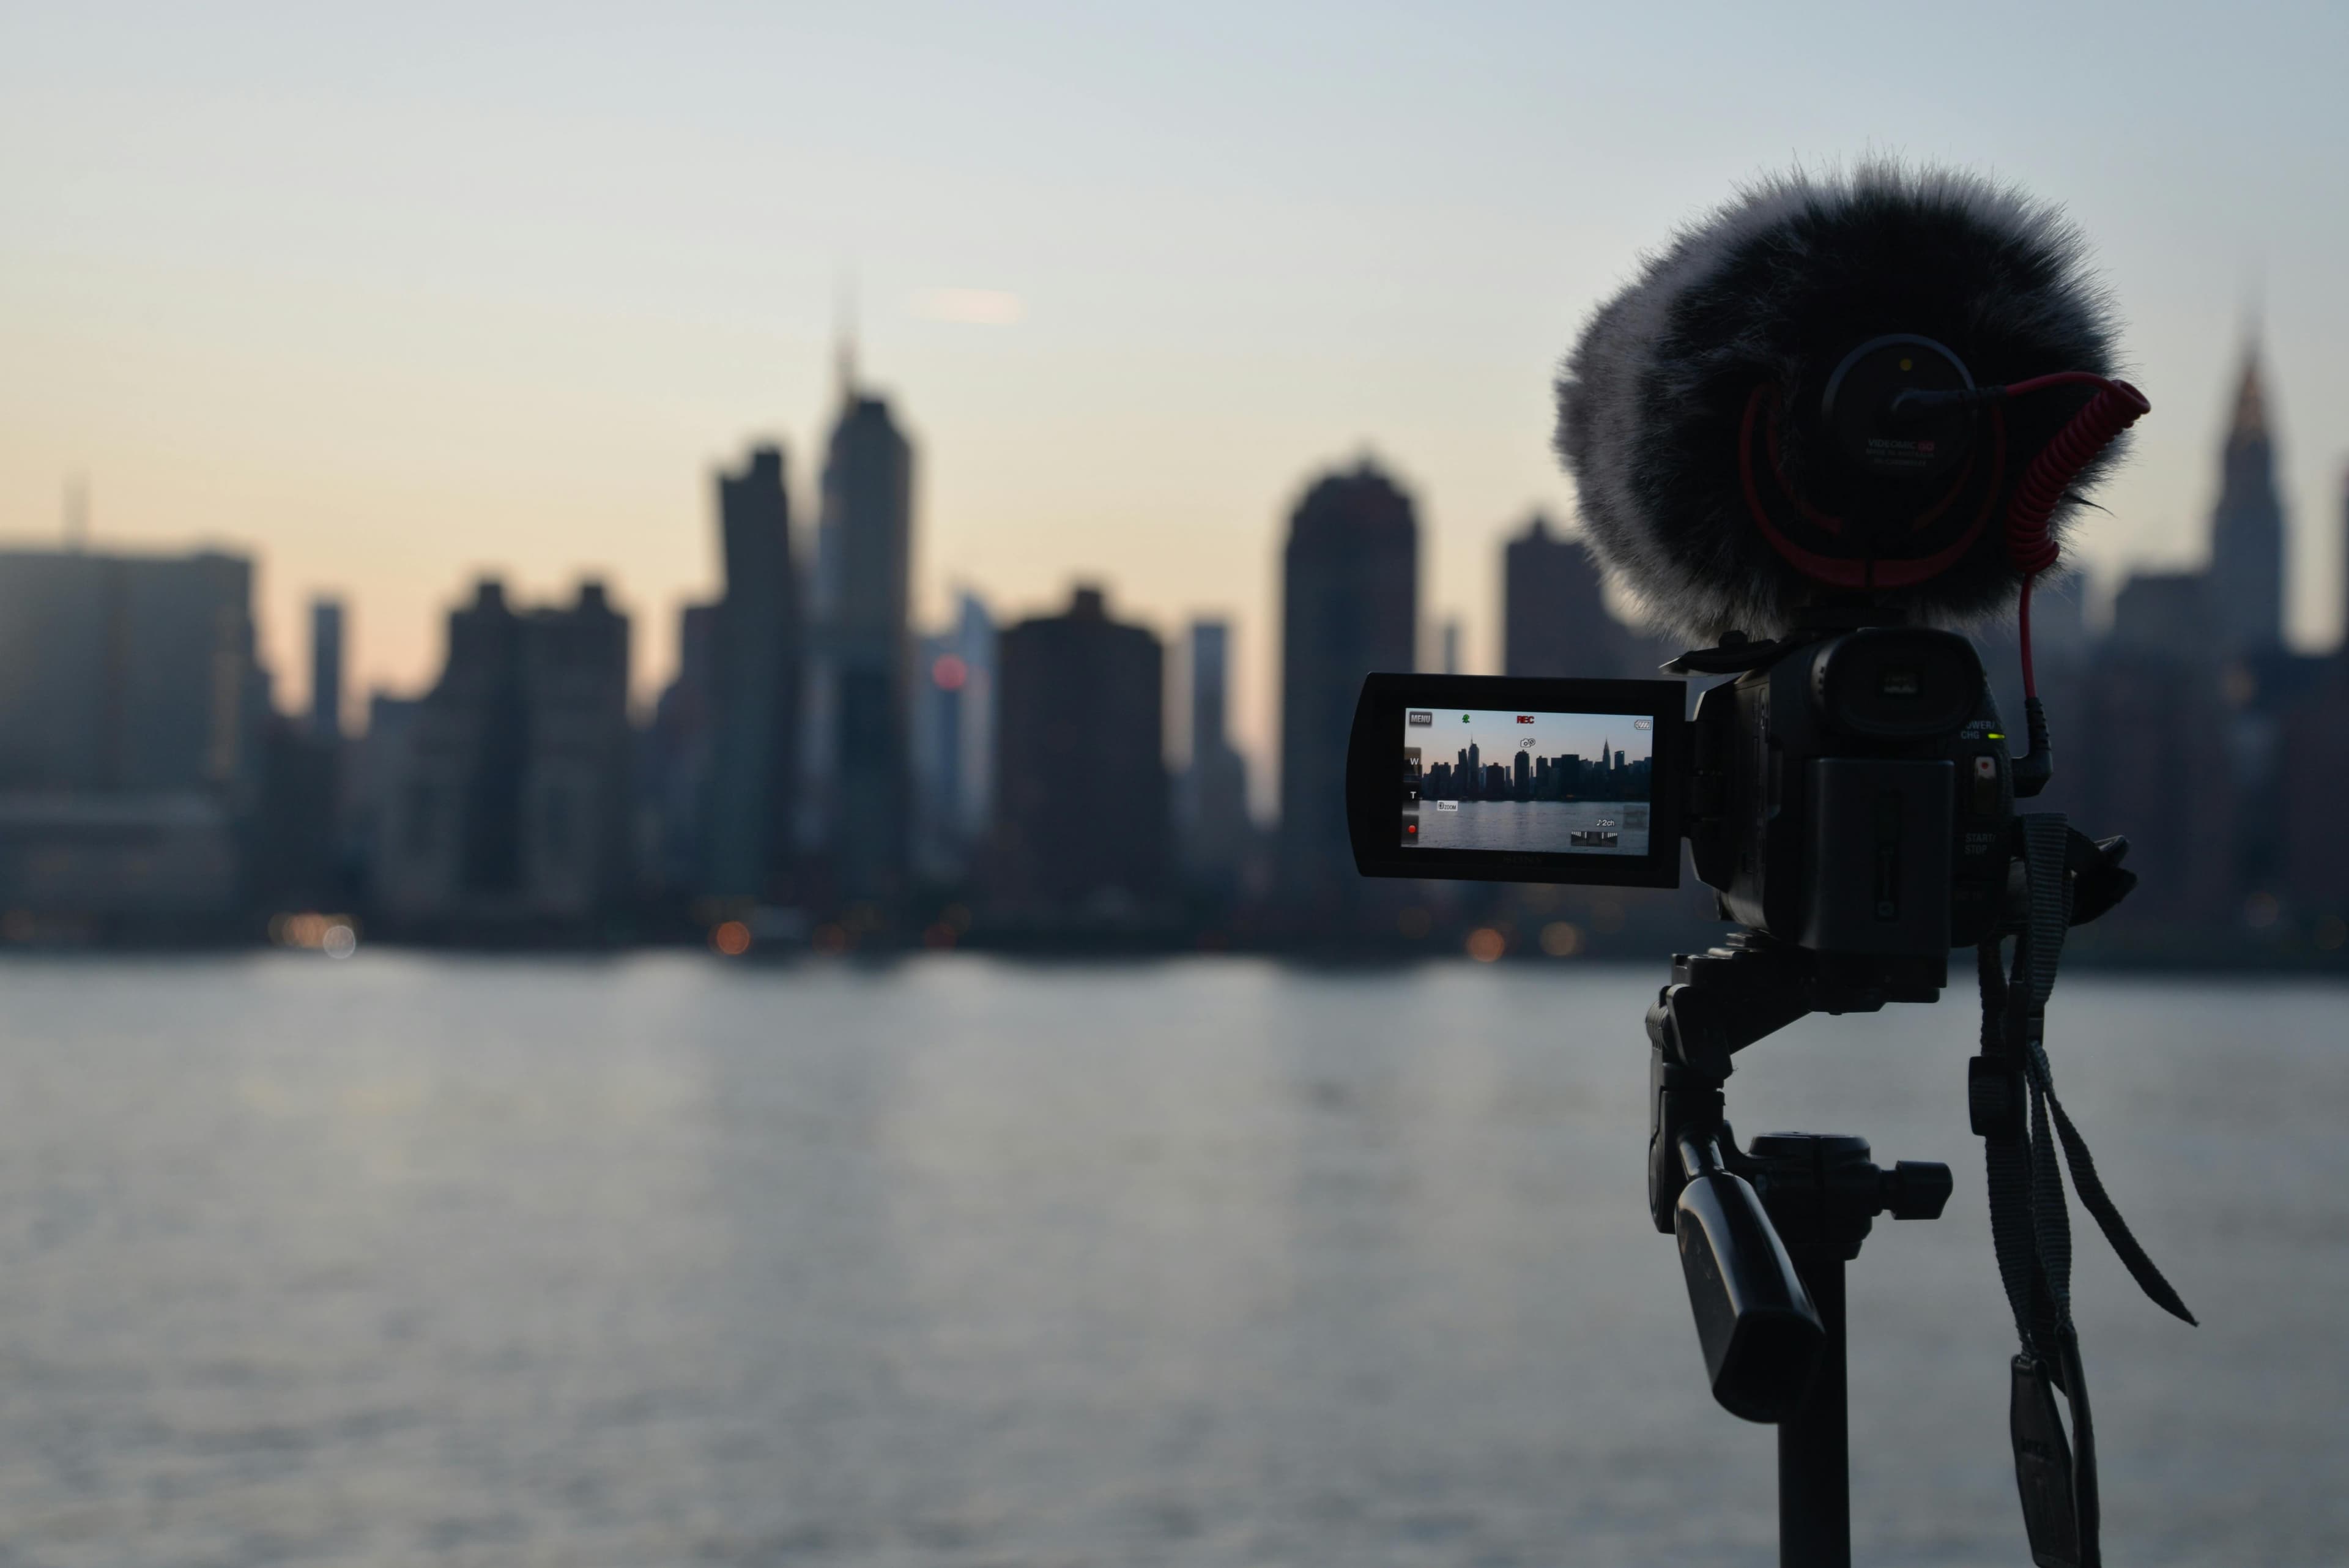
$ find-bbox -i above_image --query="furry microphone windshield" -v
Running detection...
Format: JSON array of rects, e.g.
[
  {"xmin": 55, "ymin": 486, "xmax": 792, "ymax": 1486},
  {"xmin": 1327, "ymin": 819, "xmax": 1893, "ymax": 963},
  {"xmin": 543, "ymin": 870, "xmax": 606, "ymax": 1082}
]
[{"xmin": 1555, "ymin": 163, "xmax": 2133, "ymax": 647}]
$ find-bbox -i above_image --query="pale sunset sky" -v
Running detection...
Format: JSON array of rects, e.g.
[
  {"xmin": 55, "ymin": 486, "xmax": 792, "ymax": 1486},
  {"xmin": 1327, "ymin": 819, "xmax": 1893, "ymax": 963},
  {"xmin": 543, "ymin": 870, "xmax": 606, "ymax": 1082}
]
[{"xmin": 4, "ymin": 2, "xmax": 2345, "ymax": 786}]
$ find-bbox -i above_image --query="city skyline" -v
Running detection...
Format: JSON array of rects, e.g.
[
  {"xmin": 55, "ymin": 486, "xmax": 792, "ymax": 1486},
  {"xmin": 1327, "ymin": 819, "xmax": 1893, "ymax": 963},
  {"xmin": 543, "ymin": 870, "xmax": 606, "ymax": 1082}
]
[
  {"xmin": 1, "ymin": 369, "xmax": 2342, "ymax": 951},
  {"xmin": 6, "ymin": 333, "xmax": 2340, "ymax": 830},
  {"xmin": 4, "ymin": 4, "xmax": 2347, "ymax": 798},
  {"xmin": 1417, "ymin": 712, "xmax": 1654, "ymax": 776},
  {"xmin": 12, "ymin": 328, "xmax": 2341, "ymax": 714}
]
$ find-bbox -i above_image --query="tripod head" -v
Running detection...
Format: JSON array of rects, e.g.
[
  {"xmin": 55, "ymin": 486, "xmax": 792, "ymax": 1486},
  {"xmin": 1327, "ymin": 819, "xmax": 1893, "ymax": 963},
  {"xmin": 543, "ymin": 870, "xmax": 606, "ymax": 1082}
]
[
  {"xmin": 1674, "ymin": 1125, "xmax": 1953, "ymax": 1423},
  {"xmin": 1646, "ymin": 935, "xmax": 1953, "ymax": 1423}
]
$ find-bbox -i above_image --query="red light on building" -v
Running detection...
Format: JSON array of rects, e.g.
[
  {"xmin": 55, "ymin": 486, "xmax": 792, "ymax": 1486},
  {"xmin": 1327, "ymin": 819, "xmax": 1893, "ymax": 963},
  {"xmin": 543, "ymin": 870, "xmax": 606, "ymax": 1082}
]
[{"xmin": 932, "ymin": 654, "xmax": 968, "ymax": 691}]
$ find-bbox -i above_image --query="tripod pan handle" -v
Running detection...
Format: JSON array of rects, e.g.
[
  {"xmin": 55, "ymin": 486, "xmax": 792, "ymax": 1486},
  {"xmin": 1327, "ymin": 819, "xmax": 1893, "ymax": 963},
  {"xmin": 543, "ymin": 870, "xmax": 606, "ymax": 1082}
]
[{"xmin": 1675, "ymin": 1167, "xmax": 1825, "ymax": 1422}]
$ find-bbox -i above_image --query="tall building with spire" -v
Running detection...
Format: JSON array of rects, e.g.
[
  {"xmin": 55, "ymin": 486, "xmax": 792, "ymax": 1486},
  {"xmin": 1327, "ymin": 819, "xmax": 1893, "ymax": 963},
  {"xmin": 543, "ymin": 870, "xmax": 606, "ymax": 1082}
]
[
  {"xmin": 2208, "ymin": 345, "xmax": 2287, "ymax": 653},
  {"xmin": 804, "ymin": 347, "xmax": 915, "ymax": 906}
]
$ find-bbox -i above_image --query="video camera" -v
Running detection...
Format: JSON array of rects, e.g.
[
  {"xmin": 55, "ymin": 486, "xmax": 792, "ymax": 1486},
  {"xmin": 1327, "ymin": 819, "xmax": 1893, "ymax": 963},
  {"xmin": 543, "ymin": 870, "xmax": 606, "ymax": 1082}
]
[
  {"xmin": 1348, "ymin": 619, "xmax": 2017, "ymax": 995},
  {"xmin": 1340, "ymin": 167, "xmax": 2194, "ymax": 1567}
]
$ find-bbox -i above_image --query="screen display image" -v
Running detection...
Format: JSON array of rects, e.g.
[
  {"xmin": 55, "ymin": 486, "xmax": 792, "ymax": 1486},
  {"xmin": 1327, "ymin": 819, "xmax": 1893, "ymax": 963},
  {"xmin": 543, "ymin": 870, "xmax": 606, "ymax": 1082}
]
[{"xmin": 1401, "ymin": 708, "xmax": 1654, "ymax": 855}]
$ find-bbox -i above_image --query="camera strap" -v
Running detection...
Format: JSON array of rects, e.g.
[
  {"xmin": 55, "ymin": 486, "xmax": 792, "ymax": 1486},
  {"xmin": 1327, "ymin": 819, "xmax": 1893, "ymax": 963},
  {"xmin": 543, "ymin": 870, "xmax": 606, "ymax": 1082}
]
[{"xmin": 1973, "ymin": 813, "xmax": 2196, "ymax": 1568}]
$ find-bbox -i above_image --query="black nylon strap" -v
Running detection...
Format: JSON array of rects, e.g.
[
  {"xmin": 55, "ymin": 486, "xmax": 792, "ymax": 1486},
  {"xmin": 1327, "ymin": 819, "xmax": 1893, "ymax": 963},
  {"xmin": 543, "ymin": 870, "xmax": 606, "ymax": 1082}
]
[
  {"xmin": 2026, "ymin": 1025, "xmax": 2076, "ymax": 1326},
  {"xmin": 2022, "ymin": 814, "xmax": 2072, "ymax": 1004},
  {"xmin": 1981, "ymin": 814, "xmax": 2199, "ymax": 1567},
  {"xmin": 1977, "ymin": 940, "xmax": 2043, "ymax": 1354},
  {"xmin": 2022, "ymin": 819, "xmax": 2081, "ymax": 1346},
  {"xmin": 2039, "ymin": 1085, "xmax": 2197, "ymax": 1327},
  {"xmin": 2057, "ymin": 1325, "xmax": 2101, "ymax": 1564},
  {"xmin": 1992, "ymin": 817, "xmax": 2097, "ymax": 1565}
]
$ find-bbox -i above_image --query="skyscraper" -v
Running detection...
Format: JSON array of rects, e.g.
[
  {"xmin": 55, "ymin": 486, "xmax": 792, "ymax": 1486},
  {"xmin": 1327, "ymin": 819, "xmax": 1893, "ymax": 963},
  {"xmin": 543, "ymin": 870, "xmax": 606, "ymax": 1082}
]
[
  {"xmin": 948, "ymin": 593, "xmax": 998, "ymax": 845},
  {"xmin": 250, "ymin": 596, "xmax": 348, "ymax": 912},
  {"xmin": 703, "ymin": 444, "xmax": 802, "ymax": 904},
  {"xmin": 1277, "ymin": 461, "xmax": 1417, "ymax": 901},
  {"xmin": 310, "ymin": 597, "xmax": 345, "ymax": 738},
  {"xmin": 1504, "ymin": 513, "xmax": 1619, "ymax": 678},
  {"xmin": 647, "ymin": 601, "xmax": 719, "ymax": 899},
  {"xmin": 2208, "ymin": 346, "xmax": 2287, "ymax": 653},
  {"xmin": 2279, "ymin": 672, "xmax": 2349, "ymax": 916},
  {"xmin": 807, "ymin": 385, "xmax": 914, "ymax": 904},
  {"xmin": 0, "ymin": 546, "xmax": 262, "ymax": 796},
  {"xmin": 1176, "ymin": 619, "xmax": 1252, "ymax": 890},
  {"xmin": 913, "ymin": 592, "xmax": 996, "ymax": 878},
  {"xmin": 1189, "ymin": 622, "xmax": 1233, "ymax": 778},
  {"xmin": 0, "ymin": 546, "xmax": 262, "ymax": 923},
  {"xmin": 2110, "ymin": 572, "xmax": 2216, "ymax": 652},
  {"xmin": 374, "ymin": 579, "xmax": 633, "ymax": 929},
  {"xmin": 2073, "ymin": 626, "xmax": 2238, "ymax": 932},
  {"xmin": 990, "ymin": 586, "xmax": 1168, "ymax": 914}
]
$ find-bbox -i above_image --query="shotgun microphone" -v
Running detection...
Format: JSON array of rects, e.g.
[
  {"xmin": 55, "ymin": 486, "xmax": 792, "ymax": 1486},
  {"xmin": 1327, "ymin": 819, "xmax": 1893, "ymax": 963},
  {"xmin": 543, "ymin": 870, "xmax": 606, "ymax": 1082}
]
[{"xmin": 1554, "ymin": 163, "xmax": 2145, "ymax": 647}]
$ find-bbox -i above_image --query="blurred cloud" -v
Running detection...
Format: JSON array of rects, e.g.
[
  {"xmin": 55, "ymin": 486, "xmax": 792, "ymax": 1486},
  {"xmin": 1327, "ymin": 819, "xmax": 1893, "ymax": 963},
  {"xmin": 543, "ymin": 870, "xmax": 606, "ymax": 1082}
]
[{"xmin": 910, "ymin": 288, "xmax": 1024, "ymax": 325}]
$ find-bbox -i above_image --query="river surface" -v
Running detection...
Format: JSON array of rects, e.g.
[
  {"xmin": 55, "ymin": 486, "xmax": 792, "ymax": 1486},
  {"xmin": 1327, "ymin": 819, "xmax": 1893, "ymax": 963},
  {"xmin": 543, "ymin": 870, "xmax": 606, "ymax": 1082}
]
[
  {"xmin": 0, "ymin": 953, "xmax": 2338, "ymax": 1567},
  {"xmin": 1411, "ymin": 800, "xmax": 1651, "ymax": 856}
]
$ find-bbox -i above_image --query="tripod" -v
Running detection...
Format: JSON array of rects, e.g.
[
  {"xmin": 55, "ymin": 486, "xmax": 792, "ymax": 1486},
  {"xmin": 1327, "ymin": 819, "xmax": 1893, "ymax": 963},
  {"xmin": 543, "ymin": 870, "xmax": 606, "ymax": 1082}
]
[{"xmin": 1647, "ymin": 935, "xmax": 1954, "ymax": 1567}]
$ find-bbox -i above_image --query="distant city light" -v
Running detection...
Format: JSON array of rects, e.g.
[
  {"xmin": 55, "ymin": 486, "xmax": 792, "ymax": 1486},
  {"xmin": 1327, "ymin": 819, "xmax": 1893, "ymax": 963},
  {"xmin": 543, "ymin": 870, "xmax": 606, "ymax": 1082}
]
[
  {"xmin": 273, "ymin": 911, "xmax": 360, "ymax": 956},
  {"xmin": 933, "ymin": 654, "xmax": 968, "ymax": 691},
  {"xmin": 711, "ymin": 920, "xmax": 752, "ymax": 956}
]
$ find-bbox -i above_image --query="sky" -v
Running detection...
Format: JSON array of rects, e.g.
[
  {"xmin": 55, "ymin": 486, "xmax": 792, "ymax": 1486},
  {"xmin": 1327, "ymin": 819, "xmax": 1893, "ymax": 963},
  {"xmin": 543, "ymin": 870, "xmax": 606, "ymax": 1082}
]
[{"xmin": 4, "ymin": 2, "xmax": 2347, "ymax": 800}]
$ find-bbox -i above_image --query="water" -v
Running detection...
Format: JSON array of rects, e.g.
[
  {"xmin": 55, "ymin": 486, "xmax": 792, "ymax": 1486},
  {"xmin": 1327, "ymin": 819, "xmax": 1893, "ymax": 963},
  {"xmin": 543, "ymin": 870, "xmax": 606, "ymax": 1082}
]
[
  {"xmin": 0, "ymin": 954, "xmax": 2339, "ymax": 1567},
  {"xmin": 1412, "ymin": 800, "xmax": 1651, "ymax": 856}
]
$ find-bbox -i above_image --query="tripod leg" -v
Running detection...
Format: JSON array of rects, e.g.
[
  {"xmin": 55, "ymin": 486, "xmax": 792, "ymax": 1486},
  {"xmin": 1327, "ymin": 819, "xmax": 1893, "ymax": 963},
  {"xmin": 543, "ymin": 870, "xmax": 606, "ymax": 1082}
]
[{"xmin": 1778, "ymin": 1245, "xmax": 1850, "ymax": 1568}]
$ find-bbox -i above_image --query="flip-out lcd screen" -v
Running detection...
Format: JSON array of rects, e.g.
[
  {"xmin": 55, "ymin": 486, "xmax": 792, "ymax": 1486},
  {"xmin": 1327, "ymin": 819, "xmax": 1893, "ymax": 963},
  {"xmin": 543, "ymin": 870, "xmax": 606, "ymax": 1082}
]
[
  {"xmin": 1348, "ymin": 674, "xmax": 1684, "ymax": 888},
  {"xmin": 1401, "ymin": 707, "xmax": 1653, "ymax": 855}
]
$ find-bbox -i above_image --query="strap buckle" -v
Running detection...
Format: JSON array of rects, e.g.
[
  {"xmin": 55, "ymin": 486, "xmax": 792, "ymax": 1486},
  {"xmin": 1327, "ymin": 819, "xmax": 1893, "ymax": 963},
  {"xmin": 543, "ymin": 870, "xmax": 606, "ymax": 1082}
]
[
  {"xmin": 1969, "ymin": 1055, "xmax": 2026, "ymax": 1142},
  {"xmin": 2010, "ymin": 1353, "xmax": 2085, "ymax": 1568}
]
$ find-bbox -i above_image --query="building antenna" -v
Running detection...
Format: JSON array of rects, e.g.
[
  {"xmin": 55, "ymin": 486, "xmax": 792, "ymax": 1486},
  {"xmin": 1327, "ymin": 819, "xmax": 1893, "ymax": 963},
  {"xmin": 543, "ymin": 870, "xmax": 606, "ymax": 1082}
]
[
  {"xmin": 834, "ymin": 268, "xmax": 859, "ymax": 404},
  {"xmin": 63, "ymin": 473, "xmax": 88, "ymax": 551},
  {"xmin": 2238, "ymin": 266, "xmax": 2267, "ymax": 391}
]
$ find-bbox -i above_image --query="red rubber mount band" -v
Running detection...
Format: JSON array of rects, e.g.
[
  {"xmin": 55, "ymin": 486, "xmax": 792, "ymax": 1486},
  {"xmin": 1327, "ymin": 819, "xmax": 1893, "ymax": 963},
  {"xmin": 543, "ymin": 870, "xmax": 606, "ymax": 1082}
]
[
  {"xmin": 2006, "ymin": 377, "xmax": 2148, "ymax": 697},
  {"xmin": 2005, "ymin": 379, "xmax": 2150, "ymax": 576}
]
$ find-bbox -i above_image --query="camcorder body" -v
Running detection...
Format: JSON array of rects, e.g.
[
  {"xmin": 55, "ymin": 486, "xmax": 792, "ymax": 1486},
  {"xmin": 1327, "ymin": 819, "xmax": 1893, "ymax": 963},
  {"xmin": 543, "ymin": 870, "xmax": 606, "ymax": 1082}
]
[
  {"xmin": 1346, "ymin": 620, "xmax": 2013, "ymax": 990},
  {"xmin": 1692, "ymin": 624, "xmax": 2013, "ymax": 990}
]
